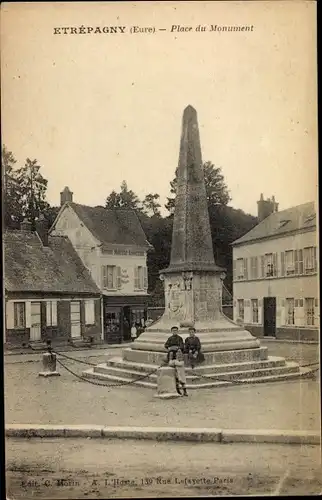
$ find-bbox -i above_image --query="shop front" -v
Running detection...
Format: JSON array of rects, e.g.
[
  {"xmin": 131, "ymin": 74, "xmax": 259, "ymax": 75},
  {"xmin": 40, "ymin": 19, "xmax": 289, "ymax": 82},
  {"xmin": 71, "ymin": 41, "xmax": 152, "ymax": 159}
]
[{"xmin": 103, "ymin": 295, "xmax": 148, "ymax": 344}]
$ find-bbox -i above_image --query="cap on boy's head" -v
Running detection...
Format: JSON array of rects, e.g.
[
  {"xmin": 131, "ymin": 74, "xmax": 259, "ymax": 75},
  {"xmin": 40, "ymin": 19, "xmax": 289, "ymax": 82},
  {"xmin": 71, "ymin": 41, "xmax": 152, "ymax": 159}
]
[{"xmin": 171, "ymin": 326, "xmax": 179, "ymax": 332}]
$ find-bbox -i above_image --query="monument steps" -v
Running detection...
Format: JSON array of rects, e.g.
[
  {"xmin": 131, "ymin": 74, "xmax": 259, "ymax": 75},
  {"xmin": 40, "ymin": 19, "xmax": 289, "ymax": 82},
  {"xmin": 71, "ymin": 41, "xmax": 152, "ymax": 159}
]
[
  {"xmin": 106, "ymin": 355, "xmax": 287, "ymax": 374},
  {"xmin": 82, "ymin": 359, "xmax": 302, "ymax": 387},
  {"xmin": 82, "ymin": 364, "xmax": 310, "ymax": 389}
]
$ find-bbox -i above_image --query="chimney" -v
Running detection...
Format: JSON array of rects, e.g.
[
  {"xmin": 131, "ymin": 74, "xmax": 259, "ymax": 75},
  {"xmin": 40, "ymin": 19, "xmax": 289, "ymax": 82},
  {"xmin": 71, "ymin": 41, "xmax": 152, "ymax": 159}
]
[
  {"xmin": 257, "ymin": 194, "xmax": 278, "ymax": 222},
  {"xmin": 60, "ymin": 186, "xmax": 73, "ymax": 206},
  {"xmin": 20, "ymin": 219, "xmax": 32, "ymax": 231},
  {"xmin": 35, "ymin": 214, "xmax": 49, "ymax": 246}
]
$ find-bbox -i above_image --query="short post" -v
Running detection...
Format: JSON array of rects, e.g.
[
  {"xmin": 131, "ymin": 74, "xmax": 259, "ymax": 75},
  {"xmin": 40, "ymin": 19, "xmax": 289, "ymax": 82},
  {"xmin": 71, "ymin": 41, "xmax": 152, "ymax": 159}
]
[
  {"xmin": 154, "ymin": 365, "xmax": 181, "ymax": 399},
  {"xmin": 38, "ymin": 352, "xmax": 60, "ymax": 377}
]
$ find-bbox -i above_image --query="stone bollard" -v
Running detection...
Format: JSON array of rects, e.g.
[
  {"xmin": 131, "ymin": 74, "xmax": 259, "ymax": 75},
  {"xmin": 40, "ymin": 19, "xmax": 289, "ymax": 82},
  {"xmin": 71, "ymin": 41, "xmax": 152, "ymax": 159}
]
[
  {"xmin": 38, "ymin": 352, "xmax": 61, "ymax": 377},
  {"xmin": 154, "ymin": 365, "xmax": 181, "ymax": 399}
]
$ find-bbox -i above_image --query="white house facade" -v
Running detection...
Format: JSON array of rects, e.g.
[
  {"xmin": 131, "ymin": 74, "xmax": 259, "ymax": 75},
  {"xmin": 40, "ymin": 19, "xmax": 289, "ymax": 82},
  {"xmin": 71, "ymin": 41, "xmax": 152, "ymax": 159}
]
[
  {"xmin": 232, "ymin": 197, "xmax": 319, "ymax": 341},
  {"xmin": 50, "ymin": 187, "xmax": 152, "ymax": 343}
]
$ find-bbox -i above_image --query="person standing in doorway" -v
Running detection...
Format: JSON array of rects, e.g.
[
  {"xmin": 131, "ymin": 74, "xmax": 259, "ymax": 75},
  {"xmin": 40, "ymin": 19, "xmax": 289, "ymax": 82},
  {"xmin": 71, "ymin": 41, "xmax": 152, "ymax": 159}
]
[{"xmin": 130, "ymin": 323, "xmax": 137, "ymax": 342}]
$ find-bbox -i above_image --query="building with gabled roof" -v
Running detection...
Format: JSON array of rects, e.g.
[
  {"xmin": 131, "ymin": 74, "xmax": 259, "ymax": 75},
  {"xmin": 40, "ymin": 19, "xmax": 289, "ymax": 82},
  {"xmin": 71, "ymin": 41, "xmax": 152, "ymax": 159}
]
[
  {"xmin": 4, "ymin": 217, "xmax": 101, "ymax": 347},
  {"xmin": 50, "ymin": 187, "xmax": 153, "ymax": 343},
  {"xmin": 232, "ymin": 195, "xmax": 318, "ymax": 341}
]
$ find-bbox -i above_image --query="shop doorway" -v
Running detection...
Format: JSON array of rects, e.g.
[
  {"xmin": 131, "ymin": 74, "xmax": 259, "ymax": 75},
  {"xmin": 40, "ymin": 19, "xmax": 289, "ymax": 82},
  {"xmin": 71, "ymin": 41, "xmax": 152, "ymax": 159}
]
[{"xmin": 103, "ymin": 307, "xmax": 122, "ymax": 344}]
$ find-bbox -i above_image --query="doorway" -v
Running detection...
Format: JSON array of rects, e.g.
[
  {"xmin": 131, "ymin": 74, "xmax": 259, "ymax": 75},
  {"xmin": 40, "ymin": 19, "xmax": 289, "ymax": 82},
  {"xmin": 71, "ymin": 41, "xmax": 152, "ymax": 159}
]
[
  {"xmin": 263, "ymin": 297, "xmax": 276, "ymax": 336},
  {"xmin": 123, "ymin": 306, "xmax": 131, "ymax": 341},
  {"xmin": 30, "ymin": 302, "xmax": 41, "ymax": 341},
  {"xmin": 104, "ymin": 307, "xmax": 122, "ymax": 344}
]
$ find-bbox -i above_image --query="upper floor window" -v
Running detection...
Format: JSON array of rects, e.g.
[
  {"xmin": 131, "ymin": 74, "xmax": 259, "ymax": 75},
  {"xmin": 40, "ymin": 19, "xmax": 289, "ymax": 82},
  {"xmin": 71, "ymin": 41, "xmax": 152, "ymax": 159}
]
[
  {"xmin": 265, "ymin": 253, "xmax": 277, "ymax": 277},
  {"xmin": 236, "ymin": 258, "xmax": 248, "ymax": 280},
  {"xmin": 102, "ymin": 265, "xmax": 121, "ymax": 290},
  {"xmin": 304, "ymin": 247, "xmax": 317, "ymax": 274},
  {"xmin": 250, "ymin": 257, "xmax": 258, "ymax": 279},
  {"xmin": 14, "ymin": 302, "xmax": 26, "ymax": 329},
  {"xmin": 285, "ymin": 250, "xmax": 295, "ymax": 275},
  {"xmin": 134, "ymin": 266, "xmax": 148, "ymax": 290}
]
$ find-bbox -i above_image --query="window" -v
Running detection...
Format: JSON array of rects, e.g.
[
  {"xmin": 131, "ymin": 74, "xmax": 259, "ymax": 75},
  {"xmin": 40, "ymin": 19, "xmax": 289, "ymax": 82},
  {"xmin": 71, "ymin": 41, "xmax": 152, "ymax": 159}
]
[
  {"xmin": 305, "ymin": 298, "xmax": 315, "ymax": 326},
  {"xmin": 285, "ymin": 298, "xmax": 295, "ymax": 325},
  {"xmin": 250, "ymin": 257, "xmax": 258, "ymax": 279},
  {"xmin": 295, "ymin": 249, "xmax": 304, "ymax": 275},
  {"xmin": 85, "ymin": 299, "xmax": 95, "ymax": 325},
  {"xmin": 251, "ymin": 299, "xmax": 259, "ymax": 323},
  {"xmin": 102, "ymin": 265, "xmax": 121, "ymax": 290},
  {"xmin": 304, "ymin": 247, "xmax": 316, "ymax": 274},
  {"xmin": 285, "ymin": 250, "xmax": 295, "ymax": 275},
  {"xmin": 236, "ymin": 258, "xmax": 248, "ymax": 280},
  {"xmin": 134, "ymin": 266, "xmax": 148, "ymax": 290},
  {"xmin": 46, "ymin": 301, "xmax": 57, "ymax": 326},
  {"xmin": 265, "ymin": 253, "xmax": 277, "ymax": 277},
  {"xmin": 14, "ymin": 302, "xmax": 25, "ymax": 328},
  {"xmin": 237, "ymin": 299, "xmax": 244, "ymax": 321}
]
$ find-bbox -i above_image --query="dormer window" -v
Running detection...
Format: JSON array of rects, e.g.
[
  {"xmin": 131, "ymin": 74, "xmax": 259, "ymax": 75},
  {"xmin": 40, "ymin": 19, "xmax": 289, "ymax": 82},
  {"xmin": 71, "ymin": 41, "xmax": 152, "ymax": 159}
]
[
  {"xmin": 279, "ymin": 219, "xmax": 290, "ymax": 229},
  {"xmin": 304, "ymin": 214, "xmax": 315, "ymax": 224}
]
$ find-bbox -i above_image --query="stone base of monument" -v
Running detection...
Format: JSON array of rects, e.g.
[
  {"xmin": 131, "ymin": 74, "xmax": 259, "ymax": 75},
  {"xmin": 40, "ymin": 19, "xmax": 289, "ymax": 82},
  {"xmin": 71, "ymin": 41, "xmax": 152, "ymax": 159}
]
[
  {"xmin": 82, "ymin": 345, "xmax": 314, "ymax": 389},
  {"xmin": 82, "ymin": 317, "xmax": 315, "ymax": 388},
  {"xmin": 38, "ymin": 353, "xmax": 61, "ymax": 378},
  {"xmin": 154, "ymin": 366, "xmax": 182, "ymax": 399}
]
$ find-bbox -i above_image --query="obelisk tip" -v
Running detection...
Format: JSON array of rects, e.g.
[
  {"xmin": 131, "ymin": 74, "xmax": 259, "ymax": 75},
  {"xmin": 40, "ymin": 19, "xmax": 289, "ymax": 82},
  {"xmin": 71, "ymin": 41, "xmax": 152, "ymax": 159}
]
[{"xmin": 183, "ymin": 105, "xmax": 197, "ymax": 117}]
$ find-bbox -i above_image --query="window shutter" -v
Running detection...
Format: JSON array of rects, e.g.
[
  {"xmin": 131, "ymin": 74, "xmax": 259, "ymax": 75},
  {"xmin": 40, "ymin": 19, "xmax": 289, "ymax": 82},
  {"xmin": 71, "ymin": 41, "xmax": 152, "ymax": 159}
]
[
  {"xmin": 280, "ymin": 252, "xmax": 285, "ymax": 276},
  {"xmin": 254, "ymin": 256, "xmax": 258, "ymax": 279},
  {"xmin": 134, "ymin": 267, "xmax": 139, "ymax": 289},
  {"xmin": 6, "ymin": 301, "xmax": 14, "ymax": 329},
  {"xmin": 314, "ymin": 247, "xmax": 317, "ymax": 272},
  {"xmin": 46, "ymin": 302, "xmax": 51, "ymax": 326},
  {"xmin": 117, "ymin": 267, "xmax": 122, "ymax": 289},
  {"xmin": 294, "ymin": 249, "xmax": 299, "ymax": 274},
  {"xmin": 233, "ymin": 260, "xmax": 236, "ymax": 280},
  {"xmin": 102, "ymin": 266, "xmax": 107, "ymax": 288},
  {"xmin": 85, "ymin": 300, "xmax": 95, "ymax": 325},
  {"xmin": 52, "ymin": 301, "xmax": 57, "ymax": 326},
  {"xmin": 273, "ymin": 253, "xmax": 277, "ymax": 276},
  {"xmin": 298, "ymin": 249, "xmax": 304, "ymax": 275},
  {"xmin": 144, "ymin": 267, "xmax": 148, "ymax": 289},
  {"xmin": 260, "ymin": 256, "xmax": 265, "ymax": 278},
  {"xmin": 244, "ymin": 258, "xmax": 248, "ymax": 280}
]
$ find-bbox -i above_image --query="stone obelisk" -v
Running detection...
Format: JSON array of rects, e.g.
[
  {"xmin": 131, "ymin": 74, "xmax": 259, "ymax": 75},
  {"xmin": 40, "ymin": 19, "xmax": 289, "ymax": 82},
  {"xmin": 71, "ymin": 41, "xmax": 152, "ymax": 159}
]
[{"xmin": 132, "ymin": 105, "xmax": 260, "ymax": 353}]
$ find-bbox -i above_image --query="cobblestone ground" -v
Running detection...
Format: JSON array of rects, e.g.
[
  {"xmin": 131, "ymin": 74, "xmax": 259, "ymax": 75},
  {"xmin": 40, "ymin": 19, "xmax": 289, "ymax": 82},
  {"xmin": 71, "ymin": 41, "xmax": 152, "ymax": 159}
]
[
  {"xmin": 6, "ymin": 438, "xmax": 322, "ymax": 498},
  {"xmin": 4, "ymin": 341, "xmax": 320, "ymax": 430}
]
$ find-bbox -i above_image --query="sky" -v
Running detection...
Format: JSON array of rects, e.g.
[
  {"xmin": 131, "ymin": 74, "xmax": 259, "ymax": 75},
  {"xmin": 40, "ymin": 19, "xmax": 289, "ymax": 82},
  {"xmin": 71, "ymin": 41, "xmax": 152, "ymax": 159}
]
[{"xmin": 1, "ymin": 1, "xmax": 318, "ymax": 216}]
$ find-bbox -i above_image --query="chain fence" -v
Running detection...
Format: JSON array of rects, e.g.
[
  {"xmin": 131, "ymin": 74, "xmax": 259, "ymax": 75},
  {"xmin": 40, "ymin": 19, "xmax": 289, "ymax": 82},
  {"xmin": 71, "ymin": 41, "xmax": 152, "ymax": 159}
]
[{"xmin": 50, "ymin": 347, "xmax": 319, "ymax": 388}]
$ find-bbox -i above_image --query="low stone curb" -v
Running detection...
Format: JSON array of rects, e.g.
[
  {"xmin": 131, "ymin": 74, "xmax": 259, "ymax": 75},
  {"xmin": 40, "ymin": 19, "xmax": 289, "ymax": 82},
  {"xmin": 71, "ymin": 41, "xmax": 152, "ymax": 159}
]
[{"xmin": 5, "ymin": 425, "xmax": 320, "ymax": 445}]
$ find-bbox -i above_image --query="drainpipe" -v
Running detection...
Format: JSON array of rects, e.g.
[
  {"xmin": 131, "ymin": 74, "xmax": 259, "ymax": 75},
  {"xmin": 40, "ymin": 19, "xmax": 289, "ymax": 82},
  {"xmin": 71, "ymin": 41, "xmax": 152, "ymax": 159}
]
[{"xmin": 100, "ymin": 296, "xmax": 104, "ymax": 342}]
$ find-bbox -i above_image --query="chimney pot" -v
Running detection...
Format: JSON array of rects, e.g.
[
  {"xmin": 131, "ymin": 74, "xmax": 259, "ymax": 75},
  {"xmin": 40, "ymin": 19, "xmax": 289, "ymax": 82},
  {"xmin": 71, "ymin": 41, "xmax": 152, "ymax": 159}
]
[
  {"xmin": 60, "ymin": 186, "xmax": 73, "ymax": 206},
  {"xmin": 257, "ymin": 194, "xmax": 278, "ymax": 222}
]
